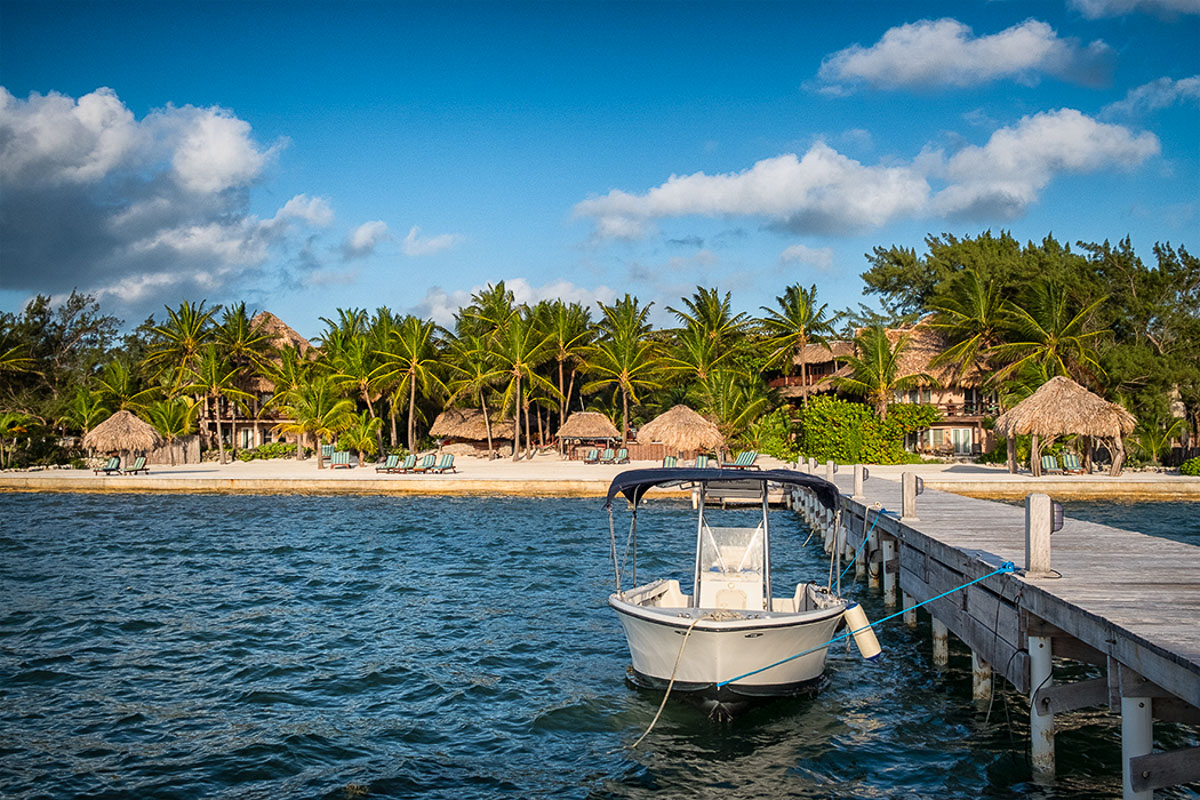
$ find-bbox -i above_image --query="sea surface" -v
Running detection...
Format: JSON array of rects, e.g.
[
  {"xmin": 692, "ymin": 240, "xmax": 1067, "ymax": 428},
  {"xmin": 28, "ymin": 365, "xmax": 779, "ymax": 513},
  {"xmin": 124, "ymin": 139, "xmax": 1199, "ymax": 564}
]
[{"xmin": 1, "ymin": 493, "xmax": 1196, "ymax": 799}]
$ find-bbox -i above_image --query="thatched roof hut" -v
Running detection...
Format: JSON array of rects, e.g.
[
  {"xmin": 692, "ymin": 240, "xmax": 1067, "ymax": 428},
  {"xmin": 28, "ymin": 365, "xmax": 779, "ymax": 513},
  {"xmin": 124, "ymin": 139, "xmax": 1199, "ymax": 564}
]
[
  {"xmin": 885, "ymin": 320, "xmax": 987, "ymax": 388},
  {"xmin": 83, "ymin": 410, "xmax": 163, "ymax": 455},
  {"xmin": 429, "ymin": 407, "xmax": 515, "ymax": 441},
  {"xmin": 994, "ymin": 376, "xmax": 1136, "ymax": 476},
  {"xmin": 245, "ymin": 312, "xmax": 315, "ymax": 393},
  {"xmin": 636, "ymin": 405, "xmax": 724, "ymax": 454},
  {"xmin": 556, "ymin": 411, "xmax": 620, "ymax": 441}
]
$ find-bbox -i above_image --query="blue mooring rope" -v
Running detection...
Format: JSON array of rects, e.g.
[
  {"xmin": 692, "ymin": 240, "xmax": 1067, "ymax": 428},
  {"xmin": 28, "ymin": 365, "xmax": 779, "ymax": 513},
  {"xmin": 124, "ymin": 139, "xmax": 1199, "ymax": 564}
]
[
  {"xmin": 838, "ymin": 507, "xmax": 888, "ymax": 582},
  {"xmin": 715, "ymin": 561, "xmax": 1017, "ymax": 688}
]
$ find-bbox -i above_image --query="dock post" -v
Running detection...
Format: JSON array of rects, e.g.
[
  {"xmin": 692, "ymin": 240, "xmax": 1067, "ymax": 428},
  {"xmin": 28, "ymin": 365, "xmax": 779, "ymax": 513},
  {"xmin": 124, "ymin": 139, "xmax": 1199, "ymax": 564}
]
[
  {"xmin": 931, "ymin": 617, "xmax": 949, "ymax": 666},
  {"xmin": 1025, "ymin": 493, "xmax": 1053, "ymax": 577},
  {"xmin": 825, "ymin": 460, "xmax": 836, "ymax": 481},
  {"xmin": 1121, "ymin": 695, "xmax": 1153, "ymax": 800},
  {"xmin": 972, "ymin": 652, "xmax": 992, "ymax": 701},
  {"xmin": 868, "ymin": 539, "xmax": 881, "ymax": 589},
  {"xmin": 852, "ymin": 464, "xmax": 865, "ymax": 499},
  {"xmin": 901, "ymin": 472, "xmax": 919, "ymax": 522},
  {"xmin": 808, "ymin": 457, "xmax": 816, "ymax": 472},
  {"xmin": 902, "ymin": 591, "xmax": 916, "ymax": 628},
  {"xmin": 1029, "ymin": 634, "xmax": 1055, "ymax": 779},
  {"xmin": 881, "ymin": 535, "xmax": 897, "ymax": 607}
]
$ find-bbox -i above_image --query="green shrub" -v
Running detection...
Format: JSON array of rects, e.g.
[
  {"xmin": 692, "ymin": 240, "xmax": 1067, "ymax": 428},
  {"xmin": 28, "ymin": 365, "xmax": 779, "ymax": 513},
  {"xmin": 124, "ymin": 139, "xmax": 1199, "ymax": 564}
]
[
  {"xmin": 1181, "ymin": 456, "xmax": 1200, "ymax": 476},
  {"xmin": 237, "ymin": 450, "xmax": 255, "ymax": 462},
  {"xmin": 794, "ymin": 396, "xmax": 940, "ymax": 465}
]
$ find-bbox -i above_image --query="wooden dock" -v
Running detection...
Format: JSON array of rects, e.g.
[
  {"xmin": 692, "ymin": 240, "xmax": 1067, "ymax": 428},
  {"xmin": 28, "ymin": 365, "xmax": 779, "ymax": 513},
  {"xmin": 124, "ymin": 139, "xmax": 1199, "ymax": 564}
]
[{"xmin": 789, "ymin": 463, "xmax": 1199, "ymax": 800}]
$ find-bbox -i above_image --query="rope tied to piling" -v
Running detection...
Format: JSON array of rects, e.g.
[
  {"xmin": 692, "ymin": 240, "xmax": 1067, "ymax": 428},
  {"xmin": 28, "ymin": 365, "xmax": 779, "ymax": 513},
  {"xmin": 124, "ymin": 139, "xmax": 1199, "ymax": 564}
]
[
  {"xmin": 839, "ymin": 502, "xmax": 885, "ymax": 583},
  {"xmin": 715, "ymin": 561, "xmax": 1018, "ymax": 689}
]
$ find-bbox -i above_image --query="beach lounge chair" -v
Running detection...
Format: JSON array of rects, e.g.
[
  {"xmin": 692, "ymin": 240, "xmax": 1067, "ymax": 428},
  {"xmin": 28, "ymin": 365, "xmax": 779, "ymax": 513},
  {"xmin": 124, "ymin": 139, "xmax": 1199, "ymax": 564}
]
[
  {"xmin": 410, "ymin": 454, "xmax": 437, "ymax": 472},
  {"xmin": 615, "ymin": 447, "xmax": 629, "ymax": 464},
  {"xmin": 430, "ymin": 454, "xmax": 456, "ymax": 473},
  {"xmin": 599, "ymin": 448, "xmax": 616, "ymax": 464},
  {"xmin": 123, "ymin": 456, "xmax": 150, "ymax": 475},
  {"xmin": 331, "ymin": 451, "xmax": 353, "ymax": 468},
  {"xmin": 391, "ymin": 454, "xmax": 417, "ymax": 473},
  {"xmin": 321, "ymin": 444, "xmax": 335, "ymax": 460},
  {"xmin": 93, "ymin": 456, "xmax": 121, "ymax": 475},
  {"xmin": 723, "ymin": 451, "xmax": 760, "ymax": 469},
  {"xmin": 662, "ymin": 455, "xmax": 678, "ymax": 468},
  {"xmin": 695, "ymin": 454, "xmax": 712, "ymax": 468},
  {"xmin": 376, "ymin": 454, "xmax": 401, "ymax": 473},
  {"xmin": 583, "ymin": 448, "xmax": 600, "ymax": 464},
  {"xmin": 1061, "ymin": 452, "xmax": 1086, "ymax": 474},
  {"xmin": 1040, "ymin": 454, "xmax": 1063, "ymax": 475}
]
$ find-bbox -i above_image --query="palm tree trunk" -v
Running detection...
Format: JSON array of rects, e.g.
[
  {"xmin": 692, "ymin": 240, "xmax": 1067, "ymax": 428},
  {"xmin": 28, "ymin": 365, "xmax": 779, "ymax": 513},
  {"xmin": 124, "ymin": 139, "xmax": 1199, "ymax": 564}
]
[
  {"xmin": 317, "ymin": 434, "xmax": 326, "ymax": 469},
  {"xmin": 1031, "ymin": 433, "xmax": 1041, "ymax": 477},
  {"xmin": 481, "ymin": 394, "xmax": 495, "ymax": 459},
  {"xmin": 622, "ymin": 388, "xmax": 630, "ymax": 446},
  {"xmin": 408, "ymin": 372, "xmax": 418, "ymax": 452},
  {"xmin": 389, "ymin": 402, "xmax": 398, "ymax": 448},
  {"xmin": 799, "ymin": 341, "xmax": 809, "ymax": 408},
  {"xmin": 363, "ymin": 387, "xmax": 384, "ymax": 452},
  {"xmin": 214, "ymin": 394, "xmax": 227, "ymax": 465},
  {"xmin": 512, "ymin": 375, "xmax": 522, "ymax": 462}
]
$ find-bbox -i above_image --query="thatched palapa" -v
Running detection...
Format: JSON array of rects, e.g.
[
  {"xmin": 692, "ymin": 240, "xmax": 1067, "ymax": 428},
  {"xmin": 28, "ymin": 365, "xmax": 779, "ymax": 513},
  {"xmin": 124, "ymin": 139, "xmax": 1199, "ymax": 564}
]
[
  {"xmin": 83, "ymin": 410, "xmax": 163, "ymax": 455},
  {"xmin": 245, "ymin": 311, "xmax": 315, "ymax": 393},
  {"xmin": 430, "ymin": 407, "xmax": 515, "ymax": 441},
  {"xmin": 636, "ymin": 405, "xmax": 724, "ymax": 454},
  {"xmin": 557, "ymin": 411, "xmax": 620, "ymax": 441},
  {"xmin": 994, "ymin": 376, "xmax": 1136, "ymax": 477}
]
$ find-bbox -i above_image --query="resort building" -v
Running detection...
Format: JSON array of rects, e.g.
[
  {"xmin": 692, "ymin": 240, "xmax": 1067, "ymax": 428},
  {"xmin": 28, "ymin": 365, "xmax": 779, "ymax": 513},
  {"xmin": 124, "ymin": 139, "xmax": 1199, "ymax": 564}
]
[{"xmin": 769, "ymin": 320, "xmax": 998, "ymax": 457}]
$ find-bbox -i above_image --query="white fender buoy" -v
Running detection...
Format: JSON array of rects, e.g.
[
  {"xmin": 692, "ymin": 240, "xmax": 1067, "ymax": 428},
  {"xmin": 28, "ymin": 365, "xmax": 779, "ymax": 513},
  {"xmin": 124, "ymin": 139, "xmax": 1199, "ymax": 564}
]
[{"xmin": 844, "ymin": 602, "xmax": 882, "ymax": 661}]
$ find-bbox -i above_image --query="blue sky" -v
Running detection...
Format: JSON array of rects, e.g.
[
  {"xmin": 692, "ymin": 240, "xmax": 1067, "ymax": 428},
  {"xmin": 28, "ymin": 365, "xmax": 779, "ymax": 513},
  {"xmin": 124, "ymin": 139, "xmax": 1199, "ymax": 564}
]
[{"xmin": 1, "ymin": 0, "xmax": 1197, "ymax": 338}]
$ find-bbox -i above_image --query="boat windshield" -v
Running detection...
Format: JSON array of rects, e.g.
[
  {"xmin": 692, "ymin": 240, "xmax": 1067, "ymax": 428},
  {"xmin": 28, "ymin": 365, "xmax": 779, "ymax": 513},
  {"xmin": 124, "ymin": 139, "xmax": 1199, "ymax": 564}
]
[{"xmin": 695, "ymin": 522, "xmax": 766, "ymax": 610}]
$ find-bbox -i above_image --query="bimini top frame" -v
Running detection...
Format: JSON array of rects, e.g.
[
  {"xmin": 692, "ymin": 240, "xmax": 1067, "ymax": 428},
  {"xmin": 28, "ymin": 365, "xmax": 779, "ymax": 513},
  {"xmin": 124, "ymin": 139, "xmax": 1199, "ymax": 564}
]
[{"xmin": 605, "ymin": 467, "xmax": 841, "ymax": 512}]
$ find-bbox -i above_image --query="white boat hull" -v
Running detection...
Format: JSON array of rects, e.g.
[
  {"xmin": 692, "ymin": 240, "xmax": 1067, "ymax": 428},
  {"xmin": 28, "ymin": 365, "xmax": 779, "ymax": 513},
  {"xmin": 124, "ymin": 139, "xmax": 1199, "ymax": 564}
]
[{"xmin": 610, "ymin": 584, "xmax": 845, "ymax": 698}]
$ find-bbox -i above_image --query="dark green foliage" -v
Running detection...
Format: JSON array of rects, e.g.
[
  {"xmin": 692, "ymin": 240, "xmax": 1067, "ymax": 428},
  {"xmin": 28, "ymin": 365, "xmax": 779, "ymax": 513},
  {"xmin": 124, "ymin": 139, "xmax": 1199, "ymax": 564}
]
[{"xmin": 1180, "ymin": 457, "xmax": 1200, "ymax": 477}]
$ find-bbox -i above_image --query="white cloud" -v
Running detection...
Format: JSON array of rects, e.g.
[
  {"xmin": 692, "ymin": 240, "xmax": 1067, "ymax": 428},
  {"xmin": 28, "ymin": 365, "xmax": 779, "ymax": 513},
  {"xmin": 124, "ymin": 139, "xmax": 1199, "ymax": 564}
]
[
  {"xmin": 576, "ymin": 109, "xmax": 1159, "ymax": 237},
  {"xmin": 574, "ymin": 145, "xmax": 930, "ymax": 237},
  {"xmin": 933, "ymin": 108, "xmax": 1160, "ymax": 218},
  {"xmin": 780, "ymin": 244, "xmax": 835, "ymax": 271},
  {"xmin": 342, "ymin": 220, "xmax": 390, "ymax": 260},
  {"xmin": 402, "ymin": 225, "xmax": 463, "ymax": 256},
  {"xmin": 411, "ymin": 279, "xmax": 617, "ymax": 326},
  {"xmin": 818, "ymin": 18, "xmax": 1111, "ymax": 91},
  {"xmin": 1069, "ymin": 0, "xmax": 1200, "ymax": 17},
  {"xmin": 0, "ymin": 86, "xmax": 320, "ymax": 318},
  {"xmin": 1102, "ymin": 75, "xmax": 1200, "ymax": 117}
]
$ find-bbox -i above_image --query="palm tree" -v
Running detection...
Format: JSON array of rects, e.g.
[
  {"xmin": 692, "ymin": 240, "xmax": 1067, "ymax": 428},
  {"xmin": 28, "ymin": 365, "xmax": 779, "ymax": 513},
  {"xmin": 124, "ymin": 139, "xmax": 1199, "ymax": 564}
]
[
  {"xmin": 181, "ymin": 344, "xmax": 253, "ymax": 465},
  {"xmin": 445, "ymin": 333, "xmax": 507, "ymax": 459},
  {"xmin": 585, "ymin": 297, "xmax": 663, "ymax": 445},
  {"xmin": 539, "ymin": 300, "xmax": 593, "ymax": 430},
  {"xmin": 92, "ymin": 360, "xmax": 159, "ymax": 412},
  {"xmin": 493, "ymin": 312, "xmax": 556, "ymax": 460},
  {"xmin": 59, "ymin": 386, "xmax": 111, "ymax": 435},
  {"xmin": 668, "ymin": 286, "xmax": 749, "ymax": 346},
  {"xmin": 759, "ymin": 283, "xmax": 837, "ymax": 407},
  {"xmin": 328, "ymin": 334, "xmax": 385, "ymax": 450},
  {"xmin": 145, "ymin": 397, "xmax": 198, "ymax": 465},
  {"xmin": 373, "ymin": 316, "xmax": 446, "ymax": 452},
  {"xmin": 663, "ymin": 324, "xmax": 737, "ymax": 385},
  {"xmin": 262, "ymin": 345, "xmax": 315, "ymax": 459},
  {"xmin": 833, "ymin": 324, "xmax": 932, "ymax": 420},
  {"xmin": 274, "ymin": 376, "xmax": 356, "ymax": 469},
  {"xmin": 143, "ymin": 300, "xmax": 218, "ymax": 393},
  {"xmin": 458, "ymin": 282, "xmax": 518, "ymax": 338},
  {"xmin": 989, "ymin": 280, "xmax": 1108, "ymax": 389},
  {"xmin": 340, "ymin": 409, "xmax": 383, "ymax": 465},
  {"xmin": 0, "ymin": 412, "xmax": 31, "ymax": 469},
  {"xmin": 701, "ymin": 370, "xmax": 772, "ymax": 446},
  {"xmin": 927, "ymin": 268, "xmax": 1004, "ymax": 382}
]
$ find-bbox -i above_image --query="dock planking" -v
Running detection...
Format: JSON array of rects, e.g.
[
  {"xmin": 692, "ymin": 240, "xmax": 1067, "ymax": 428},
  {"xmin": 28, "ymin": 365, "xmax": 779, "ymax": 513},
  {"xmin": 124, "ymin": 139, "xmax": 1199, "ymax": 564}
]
[{"xmin": 806, "ymin": 471, "xmax": 1200, "ymax": 710}]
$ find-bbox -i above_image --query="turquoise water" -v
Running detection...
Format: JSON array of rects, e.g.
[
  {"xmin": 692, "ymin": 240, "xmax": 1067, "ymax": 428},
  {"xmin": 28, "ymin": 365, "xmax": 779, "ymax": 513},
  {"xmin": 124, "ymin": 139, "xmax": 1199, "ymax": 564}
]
[{"xmin": 1, "ymin": 493, "xmax": 1196, "ymax": 799}]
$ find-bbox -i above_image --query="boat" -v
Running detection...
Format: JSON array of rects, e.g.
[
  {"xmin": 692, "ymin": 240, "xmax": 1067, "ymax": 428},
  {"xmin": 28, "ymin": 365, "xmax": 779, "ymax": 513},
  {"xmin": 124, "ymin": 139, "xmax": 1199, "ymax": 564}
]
[{"xmin": 605, "ymin": 467, "xmax": 878, "ymax": 720}]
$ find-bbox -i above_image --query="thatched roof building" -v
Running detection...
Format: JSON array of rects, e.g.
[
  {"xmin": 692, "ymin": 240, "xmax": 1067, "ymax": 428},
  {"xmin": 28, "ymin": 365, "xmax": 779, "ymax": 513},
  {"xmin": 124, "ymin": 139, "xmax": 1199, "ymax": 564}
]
[
  {"xmin": 556, "ymin": 411, "xmax": 620, "ymax": 441},
  {"xmin": 886, "ymin": 320, "xmax": 987, "ymax": 388},
  {"xmin": 83, "ymin": 410, "xmax": 163, "ymax": 454},
  {"xmin": 636, "ymin": 405, "xmax": 724, "ymax": 453},
  {"xmin": 429, "ymin": 407, "xmax": 515, "ymax": 441},
  {"xmin": 245, "ymin": 312, "xmax": 315, "ymax": 393},
  {"xmin": 994, "ymin": 376, "xmax": 1136, "ymax": 476}
]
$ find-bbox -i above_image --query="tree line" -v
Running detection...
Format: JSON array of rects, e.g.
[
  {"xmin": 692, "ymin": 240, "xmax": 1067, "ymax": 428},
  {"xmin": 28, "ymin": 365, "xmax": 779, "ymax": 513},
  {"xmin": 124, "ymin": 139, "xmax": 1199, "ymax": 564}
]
[{"xmin": 0, "ymin": 231, "xmax": 1195, "ymax": 468}]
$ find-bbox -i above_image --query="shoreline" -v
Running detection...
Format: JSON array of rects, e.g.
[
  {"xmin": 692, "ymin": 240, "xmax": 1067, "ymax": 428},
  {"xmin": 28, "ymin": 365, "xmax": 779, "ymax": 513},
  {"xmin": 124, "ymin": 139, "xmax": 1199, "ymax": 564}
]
[{"xmin": 2, "ymin": 454, "xmax": 1197, "ymax": 501}]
